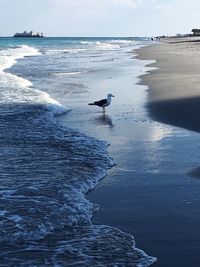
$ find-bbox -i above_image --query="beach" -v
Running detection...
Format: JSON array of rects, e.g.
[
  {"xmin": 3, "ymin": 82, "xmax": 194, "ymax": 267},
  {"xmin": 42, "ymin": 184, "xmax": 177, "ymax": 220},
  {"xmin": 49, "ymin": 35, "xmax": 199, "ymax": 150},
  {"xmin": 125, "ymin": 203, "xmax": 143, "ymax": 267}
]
[
  {"xmin": 88, "ymin": 38, "xmax": 200, "ymax": 267},
  {"xmin": 2, "ymin": 37, "xmax": 200, "ymax": 266},
  {"xmin": 2, "ymin": 0, "xmax": 200, "ymax": 264},
  {"xmin": 0, "ymin": 38, "xmax": 156, "ymax": 266}
]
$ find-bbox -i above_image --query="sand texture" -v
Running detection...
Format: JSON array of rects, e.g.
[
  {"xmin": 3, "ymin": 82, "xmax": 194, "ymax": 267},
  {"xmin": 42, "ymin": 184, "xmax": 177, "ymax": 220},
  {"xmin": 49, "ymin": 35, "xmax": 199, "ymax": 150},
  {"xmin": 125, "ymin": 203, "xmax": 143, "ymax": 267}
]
[{"xmin": 137, "ymin": 38, "xmax": 200, "ymax": 132}]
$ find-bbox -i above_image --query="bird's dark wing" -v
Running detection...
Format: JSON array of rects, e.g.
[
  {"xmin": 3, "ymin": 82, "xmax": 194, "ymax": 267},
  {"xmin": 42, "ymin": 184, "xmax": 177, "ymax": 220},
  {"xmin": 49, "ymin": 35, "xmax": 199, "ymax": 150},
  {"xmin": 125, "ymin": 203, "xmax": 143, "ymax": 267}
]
[{"xmin": 94, "ymin": 99, "xmax": 107, "ymax": 107}]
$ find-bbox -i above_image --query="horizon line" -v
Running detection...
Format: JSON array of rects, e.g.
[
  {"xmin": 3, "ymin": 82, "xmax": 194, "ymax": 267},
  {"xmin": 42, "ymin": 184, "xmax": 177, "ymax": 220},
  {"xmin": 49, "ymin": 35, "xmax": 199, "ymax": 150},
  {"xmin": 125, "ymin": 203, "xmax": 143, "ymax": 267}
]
[{"xmin": 0, "ymin": 35, "xmax": 149, "ymax": 38}]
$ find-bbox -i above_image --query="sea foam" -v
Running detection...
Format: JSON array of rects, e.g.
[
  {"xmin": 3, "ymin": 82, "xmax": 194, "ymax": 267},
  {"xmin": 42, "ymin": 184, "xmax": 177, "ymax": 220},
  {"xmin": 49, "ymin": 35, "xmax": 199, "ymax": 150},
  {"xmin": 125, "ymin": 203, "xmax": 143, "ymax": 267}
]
[
  {"xmin": 0, "ymin": 45, "xmax": 67, "ymax": 116},
  {"xmin": 0, "ymin": 40, "xmax": 156, "ymax": 267},
  {"xmin": 0, "ymin": 45, "xmax": 40, "ymax": 71}
]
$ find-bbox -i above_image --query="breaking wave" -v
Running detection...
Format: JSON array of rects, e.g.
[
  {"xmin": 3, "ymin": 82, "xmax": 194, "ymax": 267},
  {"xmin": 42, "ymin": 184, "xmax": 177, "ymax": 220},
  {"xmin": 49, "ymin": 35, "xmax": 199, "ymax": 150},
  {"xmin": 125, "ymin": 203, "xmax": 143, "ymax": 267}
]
[{"xmin": 0, "ymin": 43, "xmax": 156, "ymax": 266}]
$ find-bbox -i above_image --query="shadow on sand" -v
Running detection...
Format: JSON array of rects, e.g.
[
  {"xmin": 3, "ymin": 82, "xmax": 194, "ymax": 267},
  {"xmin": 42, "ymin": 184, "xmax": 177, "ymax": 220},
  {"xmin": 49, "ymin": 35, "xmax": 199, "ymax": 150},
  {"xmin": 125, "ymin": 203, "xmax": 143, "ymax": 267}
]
[{"xmin": 147, "ymin": 96, "xmax": 200, "ymax": 133}]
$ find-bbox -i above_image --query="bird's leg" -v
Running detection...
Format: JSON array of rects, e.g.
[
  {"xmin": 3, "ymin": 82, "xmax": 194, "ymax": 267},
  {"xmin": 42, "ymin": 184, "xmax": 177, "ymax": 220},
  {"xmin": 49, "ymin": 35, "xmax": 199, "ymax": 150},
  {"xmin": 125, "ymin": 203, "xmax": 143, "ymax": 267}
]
[{"xmin": 103, "ymin": 107, "xmax": 105, "ymax": 113}]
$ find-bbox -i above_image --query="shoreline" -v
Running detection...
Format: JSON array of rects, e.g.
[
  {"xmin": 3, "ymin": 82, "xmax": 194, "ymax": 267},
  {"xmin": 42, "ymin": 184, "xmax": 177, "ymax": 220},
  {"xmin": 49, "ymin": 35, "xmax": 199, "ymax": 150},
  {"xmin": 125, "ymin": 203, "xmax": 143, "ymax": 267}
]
[
  {"xmin": 89, "ymin": 40, "xmax": 200, "ymax": 267},
  {"xmin": 56, "ymin": 41, "xmax": 158, "ymax": 266},
  {"xmin": 0, "ymin": 38, "xmax": 157, "ymax": 267}
]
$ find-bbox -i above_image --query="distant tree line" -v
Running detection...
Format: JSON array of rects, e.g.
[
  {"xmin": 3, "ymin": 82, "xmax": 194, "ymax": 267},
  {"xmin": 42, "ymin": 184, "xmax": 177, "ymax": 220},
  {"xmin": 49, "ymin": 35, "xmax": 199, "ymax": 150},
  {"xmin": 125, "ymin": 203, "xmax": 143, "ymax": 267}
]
[{"xmin": 192, "ymin": 29, "xmax": 200, "ymax": 36}]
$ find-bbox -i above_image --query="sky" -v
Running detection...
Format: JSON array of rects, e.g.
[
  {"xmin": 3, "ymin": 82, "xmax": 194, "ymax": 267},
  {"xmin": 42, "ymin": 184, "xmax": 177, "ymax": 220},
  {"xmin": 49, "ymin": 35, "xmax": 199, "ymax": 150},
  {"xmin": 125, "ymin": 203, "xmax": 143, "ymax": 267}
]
[{"xmin": 0, "ymin": 0, "xmax": 200, "ymax": 37}]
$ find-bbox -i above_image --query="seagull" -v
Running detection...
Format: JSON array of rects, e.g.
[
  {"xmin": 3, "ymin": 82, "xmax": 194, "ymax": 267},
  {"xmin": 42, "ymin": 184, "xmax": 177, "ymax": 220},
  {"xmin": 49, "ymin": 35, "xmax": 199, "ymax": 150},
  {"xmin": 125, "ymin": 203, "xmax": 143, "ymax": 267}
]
[{"xmin": 88, "ymin": 93, "xmax": 114, "ymax": 112}]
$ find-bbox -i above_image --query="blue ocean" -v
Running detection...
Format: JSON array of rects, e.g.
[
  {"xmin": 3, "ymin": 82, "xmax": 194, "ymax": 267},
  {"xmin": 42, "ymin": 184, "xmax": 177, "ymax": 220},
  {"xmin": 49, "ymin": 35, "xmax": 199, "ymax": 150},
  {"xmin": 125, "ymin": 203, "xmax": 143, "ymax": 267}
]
[{"xmin": 0, "ymin": 37, "xmax": 156, "ymax": 266}]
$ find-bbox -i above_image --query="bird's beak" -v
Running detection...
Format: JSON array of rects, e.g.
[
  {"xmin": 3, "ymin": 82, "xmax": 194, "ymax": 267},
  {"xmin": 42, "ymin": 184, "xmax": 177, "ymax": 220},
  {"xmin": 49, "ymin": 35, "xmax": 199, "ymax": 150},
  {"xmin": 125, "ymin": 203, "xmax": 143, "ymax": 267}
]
[{"xmin": 111, "ymin": 94, "xmax": 115, "ymax": 97}]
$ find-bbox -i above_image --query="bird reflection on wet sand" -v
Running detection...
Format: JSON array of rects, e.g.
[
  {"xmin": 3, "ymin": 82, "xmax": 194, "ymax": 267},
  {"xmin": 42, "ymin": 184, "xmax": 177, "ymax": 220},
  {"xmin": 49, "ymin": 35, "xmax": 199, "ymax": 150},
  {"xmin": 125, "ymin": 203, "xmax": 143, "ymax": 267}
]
[{"xmin": 94, "ymin": 114, "xmax": 114, "ymax": 128}]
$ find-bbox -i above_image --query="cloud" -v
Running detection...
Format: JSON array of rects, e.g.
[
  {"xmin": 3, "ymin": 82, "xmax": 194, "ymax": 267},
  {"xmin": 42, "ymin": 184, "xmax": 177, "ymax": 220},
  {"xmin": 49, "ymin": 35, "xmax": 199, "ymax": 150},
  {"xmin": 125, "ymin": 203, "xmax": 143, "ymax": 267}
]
[
  {"xmin": 149, "ymin": 0, "xmax": 172, "ymax": 11},
  {"xmin": 113, "ymin": 0, "xmax": 142, "ymax": 8},
  {"xmin": 51, "ymin": 0, "xmax": 141, "ymax": 9},
  {"xmin": 152, "ymin": 3, "xmax": 171, "ymax": 10}
]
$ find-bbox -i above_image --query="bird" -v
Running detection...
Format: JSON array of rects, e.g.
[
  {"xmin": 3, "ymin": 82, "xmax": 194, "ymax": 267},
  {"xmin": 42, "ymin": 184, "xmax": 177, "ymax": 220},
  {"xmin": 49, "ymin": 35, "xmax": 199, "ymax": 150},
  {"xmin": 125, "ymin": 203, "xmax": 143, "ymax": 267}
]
[{"xmin": 88, "ymin": 93, "xmax": 114, "ymax": 112}]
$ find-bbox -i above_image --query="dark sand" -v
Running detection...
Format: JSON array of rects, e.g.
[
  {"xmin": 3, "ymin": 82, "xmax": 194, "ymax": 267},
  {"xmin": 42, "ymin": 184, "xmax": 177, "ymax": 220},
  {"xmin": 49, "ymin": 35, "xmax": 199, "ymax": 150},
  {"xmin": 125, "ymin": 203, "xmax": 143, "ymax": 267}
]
[
  {"xmin": 88, "ymin": 40, "xmax": 200, "ymax": 267},
  {"xmin": 59, "ymin": 40, "xmax": 200, "ymax": 266}
]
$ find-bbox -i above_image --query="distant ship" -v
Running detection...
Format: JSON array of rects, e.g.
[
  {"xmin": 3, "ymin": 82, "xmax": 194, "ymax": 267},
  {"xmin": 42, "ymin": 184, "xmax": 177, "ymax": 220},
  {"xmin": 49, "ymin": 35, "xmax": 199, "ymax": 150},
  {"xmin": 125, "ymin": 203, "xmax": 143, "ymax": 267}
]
[{"xmin": 13, "ymin": 31, "xmax": 44, "ymax": 38}]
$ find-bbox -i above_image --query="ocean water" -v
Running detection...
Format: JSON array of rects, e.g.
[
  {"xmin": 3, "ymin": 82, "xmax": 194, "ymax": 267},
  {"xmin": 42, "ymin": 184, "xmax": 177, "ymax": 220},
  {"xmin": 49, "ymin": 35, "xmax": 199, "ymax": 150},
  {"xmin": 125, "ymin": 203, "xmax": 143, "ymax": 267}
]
[{"xmin": 0, "ymin": 37, "xmax": 156, "ymax": 266}]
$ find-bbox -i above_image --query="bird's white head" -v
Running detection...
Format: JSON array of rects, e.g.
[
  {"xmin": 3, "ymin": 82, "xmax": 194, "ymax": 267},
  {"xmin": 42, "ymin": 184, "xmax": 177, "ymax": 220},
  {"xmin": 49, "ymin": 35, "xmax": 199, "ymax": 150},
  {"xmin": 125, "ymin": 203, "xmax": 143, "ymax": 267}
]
[{"xmin": 107, "ymin": 93, "xmax": 115, "ymax": 98}]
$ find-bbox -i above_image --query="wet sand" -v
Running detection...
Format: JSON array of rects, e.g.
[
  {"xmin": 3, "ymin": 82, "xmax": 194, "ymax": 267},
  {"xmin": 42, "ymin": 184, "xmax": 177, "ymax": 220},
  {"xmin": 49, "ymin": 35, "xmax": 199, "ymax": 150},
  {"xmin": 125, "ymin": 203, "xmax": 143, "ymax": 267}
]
[
  {"xmin": 59, "ymin": 40, "xmax": 200, "ymax": 266},
  {"xmin": 88, "ymin": 40, "xmax": 200, "ymax": 267}
]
